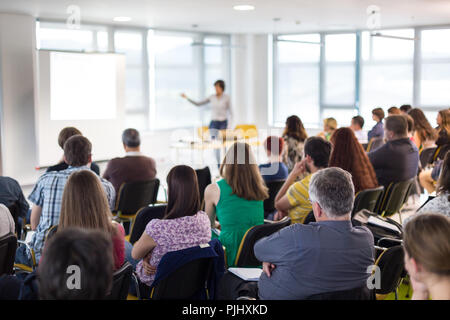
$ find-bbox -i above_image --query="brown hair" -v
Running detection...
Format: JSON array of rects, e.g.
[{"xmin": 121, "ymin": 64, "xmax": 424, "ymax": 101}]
[
  {"xmin": 388, "ymin": 106, "xmax": 401, "ymax": 115},
  {"xmin": 403, "ymin": 114, "xmax": 415, "ymax": 133},
  {"xmin": 164, "ymin": 165, "xmax": 201, "ymax": 220},
  {"xmin": 59, "ymin": 170, "xmax": 113, "ymax": 235},
  {"xmin": 437, "ymin": 151, "xmax": 450, "ymax": 198},
  {"xmin": 264, "ymin": 136, "xmax": 284, "ymax": 156},
  {"xmin": 58, "ymin": 127, "xmax": 82, "ymax": 149},
  {"xmin": 283, "ymin": 115, "xmax": 308, "ymax": 142},
  {"xmin": 64, "ymin": 135, "xmax": 92, "ymax": 167},
  {"xmin": 403, "ymin": 214, "xmax": 450, "ymax": 276},
  {"xmin": 330, "ymin": 128, "xmax": 379, "ymax": 194},
  {"xmin": 372, "ymin": 108, "xmax": 385, "ymax": 121},
  {"xmin": 438, "ymin": 109, "xmax": 450, "ymax": 139},
  {"xmin": 385, "ymin": 115, "xmax": 408, "ymax": 136},
  {"xmin": 220, "ymin": 142, "xmax": 269, "ymax": 201},
  {"xmin": 408, "ymin": 108, "xmax": 437, "ymax": 143}
]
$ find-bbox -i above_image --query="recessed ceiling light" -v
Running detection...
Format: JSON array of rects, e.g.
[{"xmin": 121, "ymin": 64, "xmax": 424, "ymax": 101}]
[
  {"xmin": 113, "ymin": 16, "xmax": 131, "ymax": 22},
  {"xmin": 233, "ymin": 5, "xmax": 255, "ymax": 11}
]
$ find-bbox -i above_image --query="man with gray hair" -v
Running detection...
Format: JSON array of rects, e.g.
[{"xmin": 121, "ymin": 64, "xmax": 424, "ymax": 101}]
[
  {"xmin": 103, "ymin": 128, "xmax": 157, "ymax": 193},
  {"xmin": 253, "ymin": 167, "xmax": 374, "ymax": 300}
]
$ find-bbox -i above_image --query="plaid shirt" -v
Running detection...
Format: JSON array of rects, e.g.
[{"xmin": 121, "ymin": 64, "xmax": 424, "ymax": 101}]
[{"xmin": 28, "ymin": 166, "xmax": 115, "ymax": 261}]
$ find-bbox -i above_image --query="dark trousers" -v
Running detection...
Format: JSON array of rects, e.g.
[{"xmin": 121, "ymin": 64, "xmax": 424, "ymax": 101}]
[
  {"xmin": 209, "ymin": 120, "xmax": 228, "ymax": 165},
  {"xmin": 217, "ymin": 272, "xmax": 259, "ymax": 300}
]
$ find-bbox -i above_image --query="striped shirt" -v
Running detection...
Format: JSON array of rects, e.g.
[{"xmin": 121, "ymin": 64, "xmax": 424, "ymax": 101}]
[
  {"xmin": 28, "ymin": 166, "xmax": 115, "ymax": 261},
  {"xmin": 286, "ymin": 174, "xmax": 312, "ymax": 224}
]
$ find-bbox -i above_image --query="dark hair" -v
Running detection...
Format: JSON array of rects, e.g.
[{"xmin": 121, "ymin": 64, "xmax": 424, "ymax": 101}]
[
  {"xmin": 122, "ymin": 128, "xmax": 141, "ymax": 148},
  {"xmin": 329, "ymin": 128, "xmax": 379, "ymax": 194},
  {"xmin": 283, "ymin": 115, "xmax": 308, "ymax": 142},
  {"xmin": 64, "ymin": 135, "xmax": 92, "ymax": 167},
  {"xmin": 403, "ymin": 114, "xmax": 415, "ymax": 133},
  {"xmin": 408, "ymin": 108, "xmax": 437, "ymax": 143},
  {"xmin": 164, "ymin": 165, "xmax": 201, "ymax": 219},
  {"xmin": 214, "ymin": 80, "xmax": 225, "ymax": 91},
  {"xmin": 437, "ymin": 151, "xmax": 450, "ymax": 197},
  {"xmin": 400, "ymin": 104, "xmax": 412, "ymax": 113},
  {"xmin": 304, "ymin": 137, "xmax": 332, "ymax": 169},
  {"xmin": 372, "ymin": 108, "xmax": 385, "ymax": 121},
  {"xmin": 385, "ymin": 115, "xmax": 408, "ymax": 136},
  {"xmin": 58, "ymin": 127, "xmax": 82, "ymax": 149},
  {"xmin": 38, "ymin": 228, "xmax": 113, "ymax": 300},
  {"xmin": 388, "ymin": 106, "xmax": 401, "ymax": 115},
  {"xmin": 264, "ymin": 136, "xmax": 284, "ymax": 155},
  {"xmin": 352, "ymin": 116, "xmax": 365, "ymax": 129}
]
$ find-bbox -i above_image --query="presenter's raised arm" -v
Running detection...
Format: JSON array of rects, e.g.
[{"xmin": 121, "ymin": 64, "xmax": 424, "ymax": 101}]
[{"xmin": 180, "ymin": 93, "xmax": 210, "ymax": 107}]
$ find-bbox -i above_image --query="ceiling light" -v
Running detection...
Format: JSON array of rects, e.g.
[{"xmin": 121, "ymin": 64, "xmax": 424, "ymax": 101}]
[
  {"xmin": 113, "ymin": 16, "xmax": 131, "ymax": 22},
  {"xmin": 233, "ymin": 5, "xmax": 255, "ymax": 11}
]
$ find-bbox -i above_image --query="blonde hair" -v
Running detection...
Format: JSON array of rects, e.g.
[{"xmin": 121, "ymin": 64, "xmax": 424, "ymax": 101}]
[
  {"xmin": 219, "ymin": 142, "xmax": 269, "ymax": 201},
  {"xmin": 323, "ymin": 118, "xmax": 337, "ymax": 131},
  {"xmin": 59, "ymin": 170, "xmax": 114, "ymax": 235}
]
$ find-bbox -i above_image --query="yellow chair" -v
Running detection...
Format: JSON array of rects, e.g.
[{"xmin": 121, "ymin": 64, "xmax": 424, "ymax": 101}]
[
  {"xmin": 234, "ymin": 124, "xmax": 258, "ymax": 140},
  {"xmin": 197, "ymin": 126, "xmax": 210, "ymax": 141}
]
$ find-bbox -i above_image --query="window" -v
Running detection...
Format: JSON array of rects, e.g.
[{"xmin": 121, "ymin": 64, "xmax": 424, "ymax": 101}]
[{"xmin": 273, "ymin": 34, "xmax": 321, "ymax": 127}]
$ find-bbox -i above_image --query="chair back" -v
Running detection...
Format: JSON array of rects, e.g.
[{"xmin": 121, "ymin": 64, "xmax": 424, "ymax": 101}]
[
  {"xmin": 377, "ymin": 179, "xmax": 414, "ymax": 217},
  {"xmin": 234, "ymin": 124, "xmax": 258, "ymax": 139},
  {"xmin": 195, "ymin": 167, "xmax": 212, "ymax": 203},
  {"xmin": 433, "ymin": 144, "xmax": 450, "ymax": 162},
  {"xmin": 366, "ymin": 137, "xmax": 384, "ymax": 152},
  {"xmin": 234, "ymin": 218, "xmax": 291, "ymax": 267},
  {"xmin": 129, "ymin": 205, "xmax": 167, "ymax": 244},
  {"xmin": 419, "ymin": 147, "xmax": 437, "ymax": 168},
  {"xmin": 307, "ymin": 285, "xmax": 374, "ymax": 300},
  {"xmin": 352, "ymin": 186, "xmax": 384, "ymax": 218},
  {"xmin": 114, "ymin": 179, "xmax": 160, "ymax": 216},
  {"xmin": 374, "ymin": 245, "xmax": 405, "ymax": 295},
  {"xmin": 45, "ymin": 225, "xmax": 58, "ymax": 243},
  {"xmin": 106, "ymin": 262, "xmax": 133, "ymax": 300},
  {"xmin": 150, "ymin": 257, "xmax": 214, "ymax": 300},
  {"xmin": 0, "ymin": 233, "xmax": 17, "ymax": 276},
  {"xmin": 263, "ymin": 180, "xmax": 285, "ymax": 217}
]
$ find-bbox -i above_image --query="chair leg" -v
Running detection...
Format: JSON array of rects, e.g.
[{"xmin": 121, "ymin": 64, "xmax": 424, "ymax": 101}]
[{"xmin": 395, "ymin": 288, "xmax": 398, "ymax": 300}]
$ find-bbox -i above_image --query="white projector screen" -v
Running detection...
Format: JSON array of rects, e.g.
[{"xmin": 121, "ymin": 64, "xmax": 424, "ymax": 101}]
[{"xmin": 36, "ymin": 51, "xmax": 126, "ymax": 168}]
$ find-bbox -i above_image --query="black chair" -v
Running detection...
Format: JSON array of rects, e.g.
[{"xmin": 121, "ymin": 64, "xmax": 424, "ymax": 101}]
[
  {"xmin": 195, "ymin": 167, "xmax": 212, "ymax": 204},
  {"xmin": 129, "ymin": 205, "xmax": 167, "ymax": 244},
  {"xmin": 419, "ymin": 147, "xmax": 437, "ymax": 168},
  {"xmin": 352, "ymin": 186, "xmax": 384, "ymax": 218},
  {"xmin": 106, "ymin": 262, "xmax": 133, "ymax": 300},
  {"xmin": 263, "ymin": 180, "xmax": 285, "ymax": 218},
  {"xmin": 6, "ymin": 203, "xmax": 21, "ymax": 237},
  {"xmin": 306, "ymin": 285, "xmax": 375, "ymax": 300},
  {"xmin": 377, "ymin": 179, "xmax": 415, "ymax": 222},
  {"xmin": 303, "ymin": 211, "xmax": 316, "ymax": 224},
  {"xmin": 0, "ymin": 233, "xmax": 17, "ymax": 276},
  {"xmin": 234, "ymin": 217, "xmax": 291, "ymax": 267},
  {"xmin": 366, "ymin": 137, "xmax": 384, "ymax": 152},
  {"xmin": 149, "ymin": 257, "xmax": 214, "ymax": 300},
  {"xmin": 433, "ymin": 144, "xmax": 450, "ymax": 162},
  {"xmin": 113, "ymin": 179, "xmax": 160, "ymax": 230},
  {"xmin": 373, "ymin": 245, "xmax": 405, "ymax": 299}
]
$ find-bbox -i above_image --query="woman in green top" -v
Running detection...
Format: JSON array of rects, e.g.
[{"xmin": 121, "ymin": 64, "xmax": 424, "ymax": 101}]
[{"xmin": 205, "ymin": 142, "xmax": 269, "ymax": 266}]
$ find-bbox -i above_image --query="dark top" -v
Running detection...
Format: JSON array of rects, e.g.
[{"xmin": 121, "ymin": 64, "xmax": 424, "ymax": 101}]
[
  {"xmin": 254, "ymin": 220, "xmax": 374, "ymax": 300},
  {"xmin": 0, "ymin": 176, "xmax": 29, "ymax": 218},
  {"xmin": 436, "ymin": 129, "xmax": 449, "ymax": 147},
  {"xmin": 259, "ymin": 162, "xmax": 289, "ymax": 184},
  {"xmin": 46, "ymin": 161, "xmax": 100, "ymax": 176},
  {"xmin": 368, "ymin": 121, "xmax": 384, "ymax": 141},
  {"xmin": 368, "ymin": 138, "xmax": 419, "ymax": 187},
  {"xmin": 103, "ymin": 155, "xmax": 157, "ymax": 193}
]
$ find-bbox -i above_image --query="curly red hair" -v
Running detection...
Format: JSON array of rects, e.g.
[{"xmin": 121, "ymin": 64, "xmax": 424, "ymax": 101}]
[{"xmin": 329, "ymin": 127, "xmax": 379, "ymax": 194}]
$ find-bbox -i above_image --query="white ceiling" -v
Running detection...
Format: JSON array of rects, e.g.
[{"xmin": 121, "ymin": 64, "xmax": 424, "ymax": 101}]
[{"xmin": 0, "ymin": 0, "xmax": 450, "ymax": 34}]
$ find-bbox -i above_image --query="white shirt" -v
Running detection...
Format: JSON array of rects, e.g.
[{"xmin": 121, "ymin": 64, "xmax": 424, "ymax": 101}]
[
  {"xmin": 353, "ymin": 129, "xmax": 368, "ymax": 144},
  {"xmin": 125, "ymin": 151, "xmax": 143, "ymax": 157},
  {"xmin": 188, "ymin": 94, "xmax": 232, "ymax": 122}
]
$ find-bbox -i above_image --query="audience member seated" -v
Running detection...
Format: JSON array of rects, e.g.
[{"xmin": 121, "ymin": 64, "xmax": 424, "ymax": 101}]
[
  {"xmin": 400, "ymin": 104, "xmax": 412, "ymax": 114},
  {"xmin": 408, "ymin": 108, "xmax": 437, "ymax": 150},
  {"xmin": 16, "ymin": 135, "xmax": 115, "ymax": 266},
  {"xmin": 388, "ymin": 106, "xmax": 401, "ymax": 116},
  {"xmin": 350, "ymin": 115, "xmax": 367, "ymax": 144},
  {"xmin": 254, "ymin": 168, "xmax": 374, "ymax": 300},
  {"xmin": 403, "ymin": 214, "xmax": 450, "ymax": 300},
  {"xmin": 128, "ymin": 165, "xmax": 211, "ymax": 288},
  {"xmin": 46, "ymin": 127, "xmax": 100, "ymax": 175},
  {"xmin": 274, "ymin": 137, "xmax": 332, "ymax": 224},
  {"xmin": 103, "ymin": 128, "xmax": 157, "ymax": 194},
  {"xmin": 329, "ymin": 127, "xmax": 379, "ymax": 194},
  {"xmin": 281, "ymin": 115, "xmax": 308, "ymax": 172},
  {"xmin": 417, "ymin": 151, "xmax": 449, "ymax": 217},
  {"xmin": 205, "ymin": 142, "xmax": 268, "ymax": 266},
  {"xmin": 0, "ymin": 175, "xmax": 29, "ymax": 223},
  {"xmin": 259, "ymin": 136, "xmax": 288, "ymax": 184},
  {"xmin": 368, "ymin": 107, "xmax": 385, "ymax": 142},
  {"xmin": 58, "ymin": 170, "xmax": 125, "ymax": 270},
  {"xmin": 368, "ymin": 115, "xmax": 419, "ymax": 188},
  {"xmin": 0, "ymin": 204, "xmax": 14, "ymax": 238},
  {"xmin": 317, "ymin": 117, "xmax": 337, "ymax": 141},
  {"xmin": 38, "ymin": 228, "xmax": 114, "ymax": 300},
  {"xmin": 404, "ymin": 114, "xmax": 415, "ymax": 141}
]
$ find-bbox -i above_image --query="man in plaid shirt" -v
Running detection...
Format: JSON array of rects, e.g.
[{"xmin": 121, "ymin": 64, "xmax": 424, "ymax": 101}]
[{"xmin": 15, "ymin": 135, "xmax": 115, "ymax": 265}]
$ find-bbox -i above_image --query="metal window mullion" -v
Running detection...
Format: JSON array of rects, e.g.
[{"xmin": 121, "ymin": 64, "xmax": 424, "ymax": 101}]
[
  {"xmin": 319, "ymin": 33, "xmax": 326, "ymax": 123},
  {"xmin": 142, "ymin": 30, "xmax": 151, "ymax": 131},
  {"xmin": 355, "ymin": 31, "xmax": 361, "ymax": 115},
  {"xmin": 413, "ymin": 27, "xmax": 421, "ymax": 107}
]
